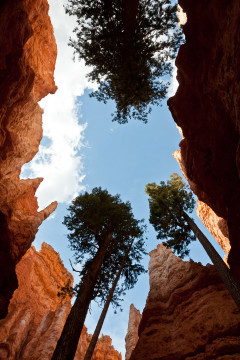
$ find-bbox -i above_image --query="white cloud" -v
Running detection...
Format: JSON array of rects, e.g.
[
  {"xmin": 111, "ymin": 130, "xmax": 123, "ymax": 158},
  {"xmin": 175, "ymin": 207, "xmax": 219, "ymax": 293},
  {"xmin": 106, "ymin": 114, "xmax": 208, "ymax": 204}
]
[
  {"xmin": 168, "ymin": 61, "xmax": 179, "ymax": 98},
  {"xmin": 21, "ymin": 0, "xmax": 95, "ymax": 210}
]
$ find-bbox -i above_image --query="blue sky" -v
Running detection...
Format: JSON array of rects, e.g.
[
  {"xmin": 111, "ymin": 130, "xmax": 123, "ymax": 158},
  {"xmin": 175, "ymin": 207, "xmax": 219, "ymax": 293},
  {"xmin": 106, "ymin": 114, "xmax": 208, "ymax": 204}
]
[
  {"xmin": 22, "ymin": 0, "xmax": 225, "ymax": 357},
  {"xmin": 33, "ymin": 90, "xmax": 225, "ymax": 356}
]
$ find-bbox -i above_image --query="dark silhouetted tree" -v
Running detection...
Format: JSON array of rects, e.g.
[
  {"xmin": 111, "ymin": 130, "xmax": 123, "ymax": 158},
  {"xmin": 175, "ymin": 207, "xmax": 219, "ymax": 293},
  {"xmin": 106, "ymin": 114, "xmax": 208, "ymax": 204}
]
[
  {"xmin": 145, "ymin": 173, "xmax": 240, "ymax": 311},
  {"xmin": 83, "ymin": 239, "xmax": 134, "ymax": 360},
  {"xmin": 146, "ymin": 173, "xmax": 196, "ymax": 258},
  {"xmin": 65, "ymin": 0, "xmax": 183, "ymax": 124},
  {"xmin": 52, "ymin": 187, "xmax": 146, "ymax": 360}
]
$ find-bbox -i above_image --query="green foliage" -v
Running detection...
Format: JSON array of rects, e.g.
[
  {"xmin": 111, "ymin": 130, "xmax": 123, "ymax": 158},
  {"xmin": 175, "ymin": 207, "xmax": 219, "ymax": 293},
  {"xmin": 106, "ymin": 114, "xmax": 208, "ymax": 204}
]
[
  {"xmin": 57, "ymin": 279, "xmax": 74, "ymax": 301},
  {"xmin": 65, "ymin": 0, "xmax": 183, "ymax": 124},
  {"xmin": 145, "ymin": 173, "xmax": 196, "ymax": 258},
  {"xmin": 63, "ymin": 187, "xmax": 146, "ymax": 308}
]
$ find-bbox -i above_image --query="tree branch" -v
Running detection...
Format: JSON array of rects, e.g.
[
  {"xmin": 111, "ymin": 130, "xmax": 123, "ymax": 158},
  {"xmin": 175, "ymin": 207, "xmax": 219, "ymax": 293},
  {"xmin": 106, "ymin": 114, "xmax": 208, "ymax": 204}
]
[{"xmin": 69, "ymin": 259, "xmax": 81, "ymax": 274}]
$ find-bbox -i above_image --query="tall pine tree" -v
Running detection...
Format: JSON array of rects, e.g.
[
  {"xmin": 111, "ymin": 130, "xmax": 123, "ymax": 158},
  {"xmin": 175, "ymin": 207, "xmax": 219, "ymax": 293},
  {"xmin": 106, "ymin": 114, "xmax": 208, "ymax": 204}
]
[
  {"xmin": 145, "ymin": 174, "xmax": 240, "ymax": 311},
  {"xmin": 52, "ymin": 187, "xmax": 146, "ymax": 360},
  {"xmin": 65, "ymin": 0, "xmax": 183, "ymax": 123},
  {"xmin": 83, "ymin": 239, "xmax": 134, "ymax": 360}
]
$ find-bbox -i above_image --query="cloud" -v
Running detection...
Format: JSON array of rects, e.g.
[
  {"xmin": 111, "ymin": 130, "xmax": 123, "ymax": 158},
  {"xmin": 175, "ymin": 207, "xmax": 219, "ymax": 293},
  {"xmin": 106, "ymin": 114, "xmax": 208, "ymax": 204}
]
[
  {"xmin": 21, "ymin": 0, "xmax": 95, "ymax": 210},
  {"xmin": 168, "ymin": 61, "xmax": 179, "ymax": 98}
]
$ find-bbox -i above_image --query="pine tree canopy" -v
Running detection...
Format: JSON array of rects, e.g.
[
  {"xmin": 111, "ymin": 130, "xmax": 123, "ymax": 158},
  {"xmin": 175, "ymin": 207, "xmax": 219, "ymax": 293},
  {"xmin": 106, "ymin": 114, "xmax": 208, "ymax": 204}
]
[
  {"xmin": 145, "ymin": 173, "xmax": 196, "ymax": 258},
  {"xmin": 63, "ymin": 187, "xmax": 146, "ymax": 308},
  {"xmin": 65, "ymin": 0, "xmax": 183, "ymax": 124}
]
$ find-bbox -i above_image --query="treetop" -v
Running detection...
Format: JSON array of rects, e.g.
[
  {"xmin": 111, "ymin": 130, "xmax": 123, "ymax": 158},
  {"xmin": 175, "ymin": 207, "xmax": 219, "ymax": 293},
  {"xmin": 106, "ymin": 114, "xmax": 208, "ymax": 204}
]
[
  {"xmin": 63, "ymin": 187, "xmax": 146, "ymax": 307},
  {"xmin": 66, "ymin": 0, "xmax": 183, "ymax": 124},
  {"xmin": 145, "ymin": 173, "xmax": 196, "ymax": 258}
]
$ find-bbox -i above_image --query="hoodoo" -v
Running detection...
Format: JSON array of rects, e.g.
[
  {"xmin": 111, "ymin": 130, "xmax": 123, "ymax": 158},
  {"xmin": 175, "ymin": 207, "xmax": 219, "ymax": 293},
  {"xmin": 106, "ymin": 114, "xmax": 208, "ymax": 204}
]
[
  {"xmin": 0, "ymin": 243, "xmax": 122, "ymax": 360},
  {"xmin": 127, "ymin": 245, "xmax": 240, "ymax": 359}
]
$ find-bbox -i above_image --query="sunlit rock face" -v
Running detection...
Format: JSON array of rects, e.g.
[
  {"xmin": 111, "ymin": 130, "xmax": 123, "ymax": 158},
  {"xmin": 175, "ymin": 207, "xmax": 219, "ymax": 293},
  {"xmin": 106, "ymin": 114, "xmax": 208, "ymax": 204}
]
[
  {"xmin": 128, "ymin": 244, "xmax": 240, "ymax": 360},
  {"xmin": 168, "ymin": 0, "xmax": 240, "ymax": 280},
  {"xmin": 0, "ymin": 0, "xmax": 57, "ymax": 317},
  {"xmin": 0, "ymin": 244, "xmax": 122, "ymax": 360},
  {"xmin": 125, "ymin": 304, "xmax": 142, "ymax": 360},
  {"xmin": 75, "ymin": 331, "xmax": 122, "ymax": 360},
  {"xmin": 174, "ymin": 151, "xmax": 231, "ymax": 263},
  {"xmin": 196, "ymin": 200, "xmax": 230, "ymax": 259},
  {"xmin": 0, "ymin": 243, "xmax": 73, "ymax": 359}
]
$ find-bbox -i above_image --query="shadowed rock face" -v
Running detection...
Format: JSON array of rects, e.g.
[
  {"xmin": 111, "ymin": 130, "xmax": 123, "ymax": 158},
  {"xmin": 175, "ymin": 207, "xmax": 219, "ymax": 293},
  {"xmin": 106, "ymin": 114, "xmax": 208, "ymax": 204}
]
[
  {"xmin": 128, "ymin": 245, "xmax": 240, "ymax": 360},
  {"xmin": 168, "ymin": 0, "xmax": 240, "ymax": 279},
  {"xmin": 0, "ymin": 0, "xmax": 57, "ymax": 317},
  {"xmin": 0, "ymin": 243, "xmax": 122, "ymax": 360}
]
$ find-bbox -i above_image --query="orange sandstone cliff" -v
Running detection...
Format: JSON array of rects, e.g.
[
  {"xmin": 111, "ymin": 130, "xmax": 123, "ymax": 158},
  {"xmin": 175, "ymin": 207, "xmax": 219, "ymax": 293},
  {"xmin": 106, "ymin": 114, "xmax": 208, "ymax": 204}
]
[
  {"xmin": 168, "ymin": 0, "xmax": 240, "ymax": 278},
  {"xmin": 0, "ymin": 0, "xmax": 57, "ymax": 318},
  {"xmin": 127, "ymin": 245, "xmax": 240, "ymax": 360},
  {"xmin": 0, "ymin": 243, "xmax": 122, "ymax": 360}
]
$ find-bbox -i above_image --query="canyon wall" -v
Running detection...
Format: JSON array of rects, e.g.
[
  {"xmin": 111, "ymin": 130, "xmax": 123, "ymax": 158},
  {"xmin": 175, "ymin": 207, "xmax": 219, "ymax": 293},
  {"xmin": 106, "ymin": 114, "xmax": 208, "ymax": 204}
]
[
  {"xmin": 196, "ymin": 200, "xmax": 230, "ymax": 260},
  {"xmin": 0, "ymin": 0, "xmax": 58, "ymax": 318},
  {"xmin": 0, "ymin": 243, "xmax": 122, "ymax": 360},
  {"xmin": 127, "ymin": 244, "xmax": 240, "ymax": 360},
  {"xmin": 126, "ymin": 2, "xmax": 240, "ymax": 359},
  {"xmin": 168, "ymin": 0, "xmax": 240, "ymax": 278}
]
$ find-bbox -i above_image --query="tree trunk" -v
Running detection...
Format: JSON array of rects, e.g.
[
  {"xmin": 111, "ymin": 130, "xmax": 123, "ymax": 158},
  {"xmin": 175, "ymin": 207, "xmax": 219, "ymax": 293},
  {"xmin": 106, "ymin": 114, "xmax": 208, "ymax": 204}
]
[
  {"xmin": 51, "ymin": 232, "xmax": 113, "ymax": 360},
  {"xmin": 183, "ymin": 211, "xmax": 240, "ymax": 311},
  {"xmin": 83, "ymin": 239, "xmax": 134, "ymax": 360},
  {"xmin": 123, "ymin": 0, "xmax": 139, "ymax": 41}
]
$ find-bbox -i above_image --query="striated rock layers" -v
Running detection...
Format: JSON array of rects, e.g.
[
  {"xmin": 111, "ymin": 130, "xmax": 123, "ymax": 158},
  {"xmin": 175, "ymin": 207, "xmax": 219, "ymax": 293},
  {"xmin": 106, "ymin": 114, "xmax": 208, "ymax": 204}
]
[
  {"xmin": 0, "ymin": 243, "xmax": 122, "ymax": 360},
  {"xmin": 128, "ymin": 244, "xmax": 240, "ymax": 360},
  {"xmin": 0, "ymin": 0, "xmax": 58, "ymax": 317},
  {"xmin": 168, "ymin": 0, "xmax": 240, "ymax": 279}
]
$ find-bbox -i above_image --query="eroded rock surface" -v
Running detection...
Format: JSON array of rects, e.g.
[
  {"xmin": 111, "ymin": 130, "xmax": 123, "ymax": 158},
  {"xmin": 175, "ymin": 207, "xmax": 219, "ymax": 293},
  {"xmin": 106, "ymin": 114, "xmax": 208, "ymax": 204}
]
[
  {"xmin": 173, "ymin": 150, "xmax": 231, "ymax": 265},
  {"xmin": 75, "ymin": 331, "xmax": 122, "ymax": 360},
  {"xmin": 125, "ymin": 304, "xmax": 142, "ymax": 360},
  {"xmin": 128, "ymin": 244, "xmax": 240, "ymax": 360},
  {"xmin": 168, "ymin": 0, "xmax": 240, "ymax": 279},
  {"xmin": 0, "ymin": 0, "xmax": 57, "ymax": 317},
  {"xmin": 0, "ymin": 243, "xmax": 121, "ymax": 360},
  {"xmin": 0, "ymin": 243, "xmax": 73, "ymax": 359},
  {"xmin": 196, "ymin": 200, "xmax": 230, "ymax": 259}
]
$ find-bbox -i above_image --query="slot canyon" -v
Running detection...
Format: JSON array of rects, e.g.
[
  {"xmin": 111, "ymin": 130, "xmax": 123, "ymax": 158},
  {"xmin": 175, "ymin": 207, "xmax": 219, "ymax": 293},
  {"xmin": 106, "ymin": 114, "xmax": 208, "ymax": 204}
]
[{"xmin": 0, "ymin": 0, "xmax": 239, "ymax": 359}]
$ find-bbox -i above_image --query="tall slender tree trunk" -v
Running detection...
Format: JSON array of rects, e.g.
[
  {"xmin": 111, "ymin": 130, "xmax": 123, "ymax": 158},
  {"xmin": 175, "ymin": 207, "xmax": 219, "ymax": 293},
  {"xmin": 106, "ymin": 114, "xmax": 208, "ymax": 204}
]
[
  {"xmin": 122, "ymin": 0, "xmax": 139, "ymax": 74},
  {"xmin": 83, "ymin": 239, "xmax": 134, "ymax": 360},
  {"xmin": 51, "ymin": 233, "xmax": 113, "ymax": 360},
  {"xmin": 123, "ymin": 0, "xmax": 139, "ymax": 40},
  {"xmin": 183, "ymin": 211, "xmax": 240, "ymax": 311}
]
